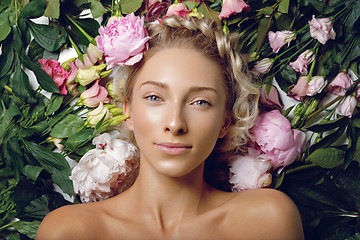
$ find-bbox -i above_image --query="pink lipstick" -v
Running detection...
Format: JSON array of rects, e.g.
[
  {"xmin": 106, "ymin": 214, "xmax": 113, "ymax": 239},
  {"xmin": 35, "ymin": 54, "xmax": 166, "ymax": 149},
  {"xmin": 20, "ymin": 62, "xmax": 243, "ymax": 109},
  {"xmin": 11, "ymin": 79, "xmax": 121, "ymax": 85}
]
[{"xmin": 156, "ymin": 143, "xmax": 192, "ymax": 155}]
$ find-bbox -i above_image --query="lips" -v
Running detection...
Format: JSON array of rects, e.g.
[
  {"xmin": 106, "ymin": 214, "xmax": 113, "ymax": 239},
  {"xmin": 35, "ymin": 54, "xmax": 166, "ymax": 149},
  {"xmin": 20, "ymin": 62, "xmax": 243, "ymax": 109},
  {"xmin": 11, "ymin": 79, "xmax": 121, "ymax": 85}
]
[{"xmin": 156, "ymin": 142, "xmax": 192, "ymax": 155}]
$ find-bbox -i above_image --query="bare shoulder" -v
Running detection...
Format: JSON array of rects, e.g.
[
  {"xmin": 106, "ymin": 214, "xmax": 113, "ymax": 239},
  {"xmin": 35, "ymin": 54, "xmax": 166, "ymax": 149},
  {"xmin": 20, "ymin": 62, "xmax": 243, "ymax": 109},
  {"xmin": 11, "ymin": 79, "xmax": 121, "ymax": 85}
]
[
  {"xmin": 36, "ymin": 203, "xmax": 105, "ymax": 240},
  {"xmin": 227, "ymin": 188, "xmax": 304, "ymax": 240}
]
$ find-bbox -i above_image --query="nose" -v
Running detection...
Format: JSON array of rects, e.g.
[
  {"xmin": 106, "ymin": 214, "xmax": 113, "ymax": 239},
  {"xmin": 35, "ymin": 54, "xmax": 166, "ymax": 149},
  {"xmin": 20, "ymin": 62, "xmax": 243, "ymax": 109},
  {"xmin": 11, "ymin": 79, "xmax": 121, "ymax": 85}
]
[{"xmin": 164, "ymin": 104, "xmax": 188, "ymax": 135}]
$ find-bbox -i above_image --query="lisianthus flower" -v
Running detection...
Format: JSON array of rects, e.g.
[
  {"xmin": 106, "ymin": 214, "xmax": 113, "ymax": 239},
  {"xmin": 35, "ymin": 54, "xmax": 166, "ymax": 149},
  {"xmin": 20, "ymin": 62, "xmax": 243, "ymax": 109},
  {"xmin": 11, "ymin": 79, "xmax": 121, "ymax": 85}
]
[
  {"xmin": 86, "ymin": 102, "xmax": 111, "ymax": 127},
  {"xmin": 66, "ymin": 62, "xmax": 79, "ymax": 96},
  {"xmin": 252, "ymin": 58, "xmax": 274, "ymax": 75},
  {"xmin": 165, "ymin": 2, "xmax": 190, "ymax": 19},
  {"xmin": 268, "ymin": 31, "xmax": 295, "ymax": 53},
  {"xmin": 289, "ymin": 50, "xmax": 315, "ymax": 75},
  {"xmin": 96, "ymin": 13, "xmax": 151, "ymax": 68},
  {"xmin": 288, "ymin": 76, "xmax": 308, "ymax": 101},
  {"xmin": 249, "ymin": 110, "xmax": 306, "ymax": 171},
  {"xmin": 306, "ymin": 76, "xmax": 326, "ymax": 96},
  {"xmin": 75, "ymin": 43, "xmax": 104, "ymax": 69},
  {"xmin": 259, "ymin": 85, "xmax": 283, "ymax": 109},
  {"xmin": 79, "ymin": 80, "xmax": 110, "ymax": 107},
  {"xmin": 75, "ymin": 64, "xmax": 106, "ymax": 86},
  {"xmin": 38, "ymin": 59, "xmax": 69, "ymax": 95},
  {"xmin": 336, "ymin": 95, "xmax": 357, "ymax": 118},
  {"xmin": 70, "ymin": 132, "xmax": 139, "ymax": 202},
  {"xmin": 219, "ymin": 0, "xmax": 250, "ymax": 20},
  {"xmin": 308, "ymin": 15, "xmax": 336, "ymax": 45},
  {"xmin": 145, "ymin": 0, "xmax": 171, "ymax": 22},
  {"xmin": 328, "ymin": 72, "xmax": 353, "ymax": 96},
  {"xmin": 229, "ymin": 149, "xmax": 272, "ymax": 192}
]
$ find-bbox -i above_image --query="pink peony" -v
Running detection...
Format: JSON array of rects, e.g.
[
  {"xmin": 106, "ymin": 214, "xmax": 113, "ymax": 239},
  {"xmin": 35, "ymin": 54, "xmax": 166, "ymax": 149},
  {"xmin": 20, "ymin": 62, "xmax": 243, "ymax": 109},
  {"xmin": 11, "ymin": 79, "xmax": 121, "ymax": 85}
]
[
  {"xmin": 268, "ymin": 31, "xmax": 295, "ymax": 53},
  {"xmin": 252, "ymin": 58, "xmax": 274, "ymax": 75},
  {"xmin": 96, "ymin": 13, "xmax": 151, "ymax": 68},
  {"xmin": 306, "ymin": 76, "xmax": 325, "ymax": 96},
  {"xmin": 80, "ymin": 80, "xmax": 110, "ymax": 107},
  {"xmin": 259, "ymin": 85, "xmax": 283, "ymax": 109},
  {"xmin": 70, "ymin": 132, "xmax": 139, "ymax": 202},
  {"xmin": 165, "ymin": 2, "xmax": 190, "ymax": 18},
  {"xmin": 288, "ymin": 76, "xmax": 308, "ymax": 101},
  {"xmin": 249, "ymin": 110, "xmax": 306, "ymax": 171},
  {"xmin": 219, "ymin": 0, "xmax": 250, "ymax": 20},
  {"xmin": 328, "ymin": 72, "xmax": 353, "ymax": 96},
  {"xmin": 229, "ymin": 150, "xmax": 272, "ymax": 192},
  {"xmin": 289, "ymin": 50, "xmax": 315, "ymax": 75},
  {"xmin": 336, "ymin": 95, "xmax": 357, "ymax": 118},
  {"xmin": 308, "ymin": 15, "xmax": 336, "ymax": 45},
  {"xmin": 38, "ymin": 59, "xmax": 69, "ymax": 95}
]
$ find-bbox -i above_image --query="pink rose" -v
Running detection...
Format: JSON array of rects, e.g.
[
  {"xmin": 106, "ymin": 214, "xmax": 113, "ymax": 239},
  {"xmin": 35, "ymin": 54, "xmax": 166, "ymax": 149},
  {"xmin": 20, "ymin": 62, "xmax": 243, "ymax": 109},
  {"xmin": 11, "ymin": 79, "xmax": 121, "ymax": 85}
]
[
  {"xmin": 252, "ymin": 58, "xmax": 274, "ymax": 75},
  {"xmin": 306, "ymin": 76, "xmax": 325, "ymax": 96},
  {"xmin": 219, "ymin": 0, "xmax": 250, "ymax": 20},
  {"xmin": 70, "ymin": 132, "xmax": 139, "ymax": 202},
  {"xmin": 289, "ymin": 50, "xmax": 315, "ymax": 75},
  {"xmin": 96, "ymin": 13, "xmax": 151, "ymax": 68},
  {"xmin": 66, "ymin": 62, "xmax": 79, "ymax": 96},
  {"xmin": 336, "ymin": 95, "xmax": 357, "ymax": 118},
  {"xmin": 145, "ymin": 0, "xmax": 171, "ymax": 22},
  {"xmin": 165, "ymin": 3, "xmax": 190, "ymax": 18},
  {"xmin": 38, "ymin": 59, "xmax": 69, "ymax": 95},
  {"xmin": 268, "ymin": 30, "xmax": 295, "ymax": 53},
  {"xmin": 249, "ymin": 110, "xmax": 306, "ymax": 171},
  {"xmin": 328, "ymin": 72, "xmax": 353, "ymax": 96},
  {"xmin": 259, "ymin": 85, "xmax": 283, "ymax": 109},
  {"xmin": 288, "ymin": 76, "xmax": 308, "ymax": 101},
  {"xmin": 308, "ymin": 15, "xmax": 336, "ymax": 45},
  {"xmin": 80, "ymin": 80, "xmax": 110, "ymax": 107},
  {"xmin": 229, "ymin": 150, "xmax": 272, "ymax": 192}
]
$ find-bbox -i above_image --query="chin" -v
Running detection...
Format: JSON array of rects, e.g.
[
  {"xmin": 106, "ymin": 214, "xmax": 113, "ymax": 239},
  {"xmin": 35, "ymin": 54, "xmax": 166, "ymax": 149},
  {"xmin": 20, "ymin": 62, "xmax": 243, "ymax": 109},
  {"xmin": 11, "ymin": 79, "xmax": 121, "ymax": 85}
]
[{"xmin": 155, "ymin": 161, "xmax": 204, "ymax": 178}]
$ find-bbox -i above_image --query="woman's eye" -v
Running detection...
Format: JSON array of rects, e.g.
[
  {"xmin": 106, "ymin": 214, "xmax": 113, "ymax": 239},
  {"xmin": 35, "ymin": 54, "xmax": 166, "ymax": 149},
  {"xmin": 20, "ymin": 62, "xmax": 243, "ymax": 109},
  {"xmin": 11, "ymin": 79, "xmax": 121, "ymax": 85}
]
[
  {"xmin": 145, "ymin": 95, "xmax": 161, "ymax": 102},
  {"xmin": 193, "ymin": 100, "xmax": 211, "ymax": 107}
]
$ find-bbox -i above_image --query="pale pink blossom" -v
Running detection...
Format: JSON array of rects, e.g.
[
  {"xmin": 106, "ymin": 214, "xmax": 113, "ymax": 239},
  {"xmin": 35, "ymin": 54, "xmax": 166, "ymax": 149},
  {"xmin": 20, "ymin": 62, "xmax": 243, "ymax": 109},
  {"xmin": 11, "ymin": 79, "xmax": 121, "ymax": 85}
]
[
  {"xmin": 306, "ymin": 76, "xmax": 326, "ymax": 96},
  {"xmin": 38, "ymin": 59, "xmax": 69, "ymax": 95},
  {"xmin": 249, "ymin": 110, "xmax": 306, "ymax": 171},
  {"xmin": 308, "ymin": 15, "xmax": 336, "ymax": 45},
  {"xmin": 252, "ymin": 58, "xmax": 274, "ymax": 75},
  {"xmin": 80, "ymin": 80, "xmax": 110, "ymax": 107},
  {"xmin": 96, "ymin": 13, "xmax": 151, "ymax": 68},
  {"xmin": 288, "ymin": 76, "xmax": 308, "ymax": 101},
  {"xmin": 259, "ymin": 85, "xmax": 283, "ymax": 109},
  {"xmin": 289, "ymin": 50, "xmax": 315, "ymax": 75},
  {"xmin": 328, "ymin": 72, "xmax": 353, "ymax": 96},
  {"xmin": 75, "ymin": 43, "xmax": 104, "ymax": 69},
  {"xmin": 268, "ymin": 31, "xmax": 295, "ymax": 53},
  {"xmin": 165, "ymin": 3, "xmax": 190, "ymax": 18},
  {"xmin": 70, "ymin": 132, "xmax": 139, "ymax": 202},
  {"xmin": 219, "ymin": 0, "xmax": 250, "ymax": 20},
  {"xmin": 229, "ymin": 150, "xmax": 272, "ymax": 192},
  {"xmin": 336, "ymin": 95, "xmax": 357, "ymax": 118}
]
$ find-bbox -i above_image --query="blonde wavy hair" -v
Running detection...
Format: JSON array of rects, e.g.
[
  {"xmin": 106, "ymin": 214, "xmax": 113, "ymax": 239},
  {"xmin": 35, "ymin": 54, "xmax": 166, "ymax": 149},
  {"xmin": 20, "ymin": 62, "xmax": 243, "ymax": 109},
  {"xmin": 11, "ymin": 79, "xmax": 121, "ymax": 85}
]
[{"xmin": 114, "ymin": 16, "xmax": 259, "ymax": 154}]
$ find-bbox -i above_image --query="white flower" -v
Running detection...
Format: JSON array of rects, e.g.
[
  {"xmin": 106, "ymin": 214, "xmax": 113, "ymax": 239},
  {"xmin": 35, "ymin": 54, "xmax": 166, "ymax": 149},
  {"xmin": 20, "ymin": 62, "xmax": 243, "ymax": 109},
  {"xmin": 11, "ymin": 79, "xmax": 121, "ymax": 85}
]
[{"xmin": 70, "ymin": 133, "xmax": 139, "ymax": 202}]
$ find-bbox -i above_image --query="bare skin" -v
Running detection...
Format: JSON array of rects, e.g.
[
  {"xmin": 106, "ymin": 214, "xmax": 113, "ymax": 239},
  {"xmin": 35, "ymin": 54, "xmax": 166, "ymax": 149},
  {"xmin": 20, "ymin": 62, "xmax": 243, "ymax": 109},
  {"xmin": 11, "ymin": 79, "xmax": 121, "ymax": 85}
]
[{"xmin": 36, "ymin": 48, "xmax": 304, "ymax": 240}]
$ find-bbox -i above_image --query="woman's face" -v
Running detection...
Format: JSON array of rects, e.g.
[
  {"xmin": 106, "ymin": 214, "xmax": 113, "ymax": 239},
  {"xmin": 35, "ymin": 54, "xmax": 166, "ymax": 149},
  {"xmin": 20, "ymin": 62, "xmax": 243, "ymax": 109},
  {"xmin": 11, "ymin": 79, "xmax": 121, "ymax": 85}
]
[{"xmin": 125, "ymin": 48, "xmax": 229, "ymax": 177}]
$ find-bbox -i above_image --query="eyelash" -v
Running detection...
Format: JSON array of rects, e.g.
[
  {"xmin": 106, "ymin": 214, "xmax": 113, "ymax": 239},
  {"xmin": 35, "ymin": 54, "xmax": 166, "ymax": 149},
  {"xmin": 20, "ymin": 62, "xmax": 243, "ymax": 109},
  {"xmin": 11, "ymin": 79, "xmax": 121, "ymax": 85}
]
[
  {"xmin": 143, "ymin": 94, "xmax": 212, "ymax": 107},
  {"xmin": 192, "ymin": 99, "xmax": 212, "ymax": 107},
  {"xmin": 144, "ymin": 93, "xmax": 162, "ymax": 102}
]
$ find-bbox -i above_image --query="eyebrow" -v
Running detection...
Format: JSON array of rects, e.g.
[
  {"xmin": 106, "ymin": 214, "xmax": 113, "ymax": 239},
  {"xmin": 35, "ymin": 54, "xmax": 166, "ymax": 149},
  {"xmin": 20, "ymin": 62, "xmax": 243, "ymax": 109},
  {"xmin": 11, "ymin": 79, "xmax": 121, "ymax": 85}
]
[{"xmin": 140, "ymin": 80, "xmax": 218, "ymax": 93}]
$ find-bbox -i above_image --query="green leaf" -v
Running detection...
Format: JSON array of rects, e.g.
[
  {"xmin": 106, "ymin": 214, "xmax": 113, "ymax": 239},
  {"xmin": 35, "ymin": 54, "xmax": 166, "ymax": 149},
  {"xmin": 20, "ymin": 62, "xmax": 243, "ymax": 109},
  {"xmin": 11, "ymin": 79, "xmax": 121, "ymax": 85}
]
[
  {"xmin": 5, "ymin": 137, "xmax": 24, "ymax": 181},
  {"xmin": 307, "ymin": 148, "xmax": 345, "ymax": 169},
  {"xmin": 307, "ymin": 0, "xmax": 334, "ymax": 14},
  {"xmin": 50, "ymin": 114, "xmax": 85, "ymax": 138},
  {"xmin": 11, "ymin": 220, "xmax": 41, "ymax": 239},
  {"xmin": 280, "ymin": 64, "xmax": 297, "ymax": 84},
  {"xmin": 309, "ymin": 125, "xmax": 347, "ymax": 153},
  {"xmin": 0, "ymin": 44, "xmax": 14, "ymax": 78},
  {"xmin": 19, "ymin": 52, "xmax": 60, "ymax": 93},
  {"xmin": 19, "ymin": 0, "xmax": 46, "ymax": 18},
  {"xmin": 89, "ymin": 0, "xmax": 106, "ymax": 18},
  {"xmin": 64, "ymin": 128, "xmax": 94, "ymax": 150},
  {"xmin": 198, "ymin": 2, "xmax": 220, "ymax": 24},
  {"xmin": 278, "ymin": 0, "xmax": 290, "ymax": 14},
  {"xmin": 44, "ymin": 0, "xmax": 60, "ymax": 19},
  {"xmin": 345, "ymin": 0, "xmax": 360, "ymax": 29},
  {"xmin": 22, "ymin": 165, "xmax": 43, "ymax": 181},
  {"xmin": 46, "ymin": 94, "xmax": 64, "ymax": 115},
  {"xmin": 10, "ymin": 57, "xmax": 35, "ymax": 103},
  {"xmin": 23, "ymin": 140, "xmax": 73, "ymax": 196},
  {"xmin": 28, "ymin": 20, "xmax": 67, "ymax": 52},
  {"xmin": 272, "ymin": 171, "xmax": 285, "ymax": 188},
  {"xmin": 344, "ymin": 121, "xmax": 358, "ymax": 169},
  {"xmin": 119, "ymin": 0, "xmax": 143, "ymax": 14},
  {"xmin": 307, "ymin": 117, "xmax": 348, "ymax": 133},
  {"xmin": 24, "ymin": 196, "xmax": 50, "ymax": 219},
  {"xmin": 256, "ymin": 17, "xmax": 271, "ymax": 53},
  {"xmin": 0, "ymin": 10, "xmax": 11, "ymax": 41}
]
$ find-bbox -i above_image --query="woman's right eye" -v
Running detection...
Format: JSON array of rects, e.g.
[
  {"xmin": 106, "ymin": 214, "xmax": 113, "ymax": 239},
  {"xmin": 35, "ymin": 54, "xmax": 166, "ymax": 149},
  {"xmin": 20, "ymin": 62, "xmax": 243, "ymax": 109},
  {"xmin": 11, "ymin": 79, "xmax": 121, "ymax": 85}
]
[{"xmin": 144, "ymin": 94, "xmax": 162, "ymax": 102}]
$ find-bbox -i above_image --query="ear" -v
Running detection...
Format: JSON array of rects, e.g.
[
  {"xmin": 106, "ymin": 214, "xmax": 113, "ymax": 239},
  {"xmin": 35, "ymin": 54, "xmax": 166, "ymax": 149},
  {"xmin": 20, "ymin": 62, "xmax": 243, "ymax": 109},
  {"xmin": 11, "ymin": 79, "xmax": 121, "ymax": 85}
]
[
  {"xmin": 123, "ymin": 100, "xmax": 134, "ymax": 131},
  {"xmin": 218, "ymin": 115, "xmax": 231, "ymax": 139}
]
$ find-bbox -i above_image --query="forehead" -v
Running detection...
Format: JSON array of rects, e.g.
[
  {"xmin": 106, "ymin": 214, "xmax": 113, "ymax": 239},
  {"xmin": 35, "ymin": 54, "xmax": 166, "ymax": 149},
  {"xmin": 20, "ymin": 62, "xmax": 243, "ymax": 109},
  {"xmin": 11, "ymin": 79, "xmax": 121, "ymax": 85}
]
[{"xmin": 133, "ymin": 48, "xmax": 224, "ymax": 89}]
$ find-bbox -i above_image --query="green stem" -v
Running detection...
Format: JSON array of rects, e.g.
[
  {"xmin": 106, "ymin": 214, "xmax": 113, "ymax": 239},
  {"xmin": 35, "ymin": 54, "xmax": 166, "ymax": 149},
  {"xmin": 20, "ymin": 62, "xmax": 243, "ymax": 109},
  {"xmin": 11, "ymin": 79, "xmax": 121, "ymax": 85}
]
[
  {"xmin": 307, "ymin": 44, "xmax": 319, "ymax": 81},
  {"xmin": 4, "ymin": 85, "xmax": 12, "ymax": 93},
  {"xmin": 306, "ymin": 95, "xmax": 342, "ymax": 120},
  {"xmin": 68, "ymin": 34, "xmax": 84, "ymax": 62},
  {"xmin": 285, "ymin": 163, "xmax": 318, "ymax": 175},
  {"xmin": 65, "ymin": 14, "xmax": 95, "ymax": 44}
]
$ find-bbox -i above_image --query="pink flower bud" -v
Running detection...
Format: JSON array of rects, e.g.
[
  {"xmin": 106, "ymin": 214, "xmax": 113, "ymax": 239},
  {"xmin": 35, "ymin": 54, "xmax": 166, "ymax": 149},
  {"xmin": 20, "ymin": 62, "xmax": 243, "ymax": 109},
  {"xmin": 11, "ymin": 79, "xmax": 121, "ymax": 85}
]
[
  {"xmin": 218, "ymin": 0, "xmax": 250, "ymax": 20},
  {"xmin": 259, "ymin": 85, "xmax": 283, "ymax": 109},
  {"xmin": 328, "ymin": 72, "xmax": 353, "ymax": 96},
  {"xmin": 66, "ymin": 62, "xmax": 79, "ymax": 96},
  {"xmin": 306, "ymin": 76, "xmax": 325, "ymax": 96},
  {"xmin": 308, "ymin": 15, "xmax": 336, "ymax": 45},
  {"xmin": 288, "ymin": 76, "xmax": 308, "ymax": 101},
  {"xmin": 80, "ymin": 80, "xmax": 110, "ymax": 107},
  {"xmin": 336, "ymin": 95, "xmax": 357, "ymax": 118},
  {"xmin": 165, "ymin": 3, "xmax": 190, "ymax": 19},
  {"xmin": 289, "ymin": 50, "xmax": 315, "ymax": 75},
  {"xmin": 268, "ymin": 30, "xmax": 295, "ymax": 53},
  {"xmin": 252, "ymin": 58, "xmax": 274, "ymax": 75}
]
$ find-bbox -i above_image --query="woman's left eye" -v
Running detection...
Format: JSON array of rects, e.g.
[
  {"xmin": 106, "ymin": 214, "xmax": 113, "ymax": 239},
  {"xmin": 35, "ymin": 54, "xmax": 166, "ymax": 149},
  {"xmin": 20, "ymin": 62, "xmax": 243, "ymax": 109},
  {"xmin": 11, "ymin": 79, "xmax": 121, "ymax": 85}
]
[{"xmin": 193, "ymin": 100, "xmax": 211, "ymax": 107}]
